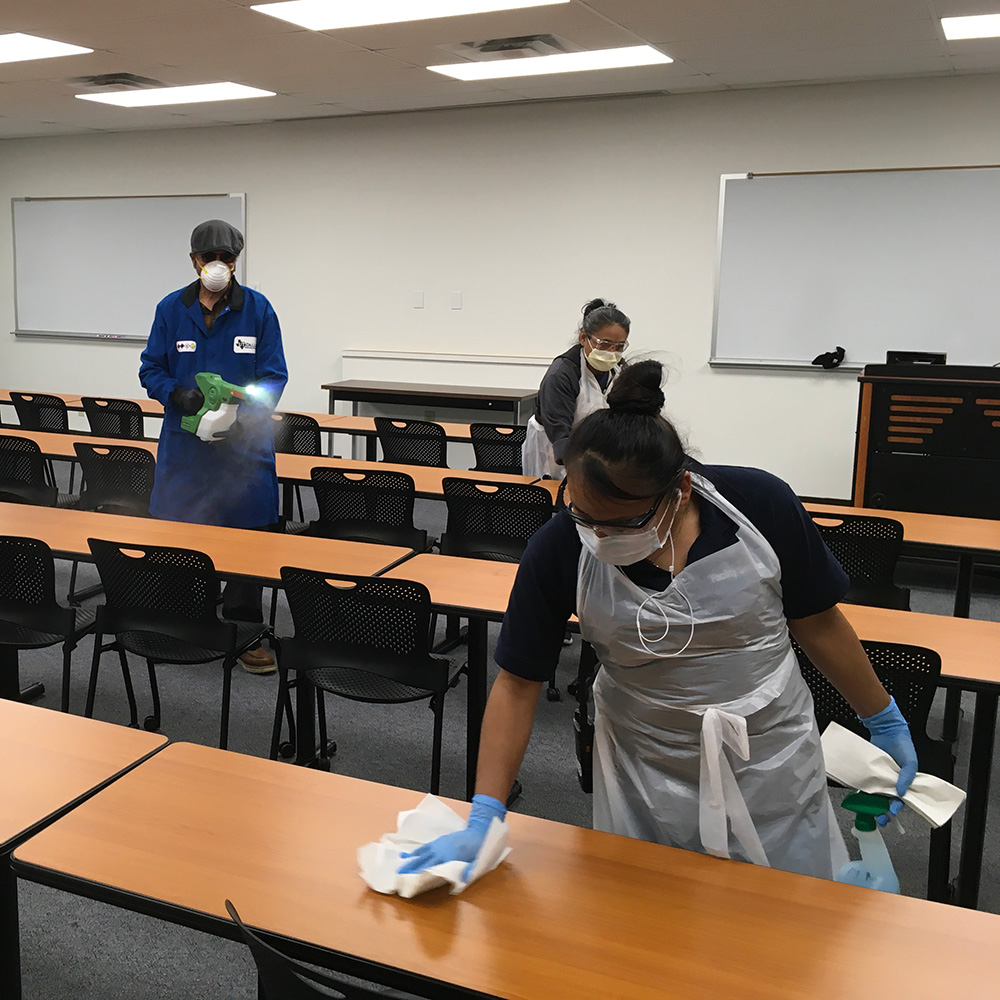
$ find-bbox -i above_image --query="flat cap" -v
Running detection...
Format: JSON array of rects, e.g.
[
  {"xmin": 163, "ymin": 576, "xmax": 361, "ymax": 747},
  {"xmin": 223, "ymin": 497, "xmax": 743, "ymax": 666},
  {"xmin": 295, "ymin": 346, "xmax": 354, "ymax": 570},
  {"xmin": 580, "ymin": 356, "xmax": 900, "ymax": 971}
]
[{"xmin": 190, "ymin": 219, "xmax": 244, "ymax": 256}]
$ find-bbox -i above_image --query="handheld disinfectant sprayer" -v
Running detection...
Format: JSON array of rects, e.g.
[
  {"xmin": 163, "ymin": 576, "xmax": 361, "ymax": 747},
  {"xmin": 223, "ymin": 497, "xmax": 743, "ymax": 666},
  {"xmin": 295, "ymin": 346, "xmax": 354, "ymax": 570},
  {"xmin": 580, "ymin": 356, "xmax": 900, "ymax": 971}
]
[{"xmin": 180, "ymin": 372, "xmax": 246, "ymax": 442}]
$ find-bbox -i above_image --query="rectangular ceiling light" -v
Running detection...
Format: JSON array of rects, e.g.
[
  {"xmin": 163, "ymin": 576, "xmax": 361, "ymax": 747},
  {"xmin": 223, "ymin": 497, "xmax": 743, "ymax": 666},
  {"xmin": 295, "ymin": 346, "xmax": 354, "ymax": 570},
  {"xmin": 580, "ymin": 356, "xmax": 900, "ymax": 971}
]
[
  {"xmin": 76, "ymin": 83, "xmax": 276, "ymax": 107},
  {"xmin": 941, "ymin": 14, "xmax": 1000, "ymax": 40},
  {"xmin": 428, "ymin": 44, "xmax": 671, "ymax": 80},
  {"xmin": 0, "ymin": 32, "xmax": 93, "ymax": 65},
  {"xmin": 251, "ymin": 0, "xmax": 569, "ymax": 31}
]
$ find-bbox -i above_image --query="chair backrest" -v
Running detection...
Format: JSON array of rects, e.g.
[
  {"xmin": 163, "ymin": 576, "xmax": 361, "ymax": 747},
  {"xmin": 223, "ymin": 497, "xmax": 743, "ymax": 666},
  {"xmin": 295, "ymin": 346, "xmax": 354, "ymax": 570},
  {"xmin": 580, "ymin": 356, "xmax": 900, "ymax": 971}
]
[
  {"xmin": 73, "ymin": 442, "xmax": 155, "ymax": 515},
  {"xmin": 10, "ymin": 391, "xmax": 69, "ymax": 433},
  {"xmin": 792, "ymin": 637, "xmax": 940, "ymax": 751},
  {"xmin": 88, "ymin": 538, "xmax": 233, "ymax": 649},
  {"xmin": 470, "ymin": 423, "xmax": 526, "ymax": 475},
  {"xmin": 809, "ymin": 512, "xmax": 909, "ymax": 609},
  {"xmin": 440, "ymin": 478, "xmax": 553, "ymax": 561},
  {"xmin": 0, "ymin": 434, "xmax": 57, "ymax": 505},
  {"xmin": 281, "ymin": 568, "xmax": 433, "ymax": 657},
  {"xmin": 311, "ymin": 467, "xmax": 416, "ymax": 528},
  {"xmin": 0, "ymin": 535, "xmax": 73, "ymax": 635},
  {"xmin": 81, "ymin": 396, "xmax": 145, "ymax": 440},
  {"xmin": 225, "ymin": 901, "xmax": 424, "ymax": 1000},
  {"xmin": 272, "ymin": 412, "xmax": 322, "ymax": 456},
  {"xmin": 374, "ymin": 417, "xmax": 447, "ymax": 468}
]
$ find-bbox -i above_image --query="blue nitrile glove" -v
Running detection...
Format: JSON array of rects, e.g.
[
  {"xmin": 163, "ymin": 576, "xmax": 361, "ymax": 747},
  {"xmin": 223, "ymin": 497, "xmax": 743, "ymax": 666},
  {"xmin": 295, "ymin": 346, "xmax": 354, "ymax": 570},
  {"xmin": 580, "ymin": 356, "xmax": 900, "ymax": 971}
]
[
  {"xmin": 860, "ymin": 696, "xmax": 919, "ymax": 826},
  {"xmin": 397, "ymin": 794, "xmax": 507, "ymax": 881}
]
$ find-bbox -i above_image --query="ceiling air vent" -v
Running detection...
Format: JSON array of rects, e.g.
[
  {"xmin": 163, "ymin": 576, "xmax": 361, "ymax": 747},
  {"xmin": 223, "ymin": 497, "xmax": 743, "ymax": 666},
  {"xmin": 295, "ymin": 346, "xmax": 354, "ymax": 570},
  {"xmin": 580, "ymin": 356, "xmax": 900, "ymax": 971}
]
[
  {"xmin": 437, "ymin": 34, "xmax": 582, "ymax": 62},
  {"xmin": 69, "ymin": 73, "xmax": 165, "ymax": 92}
]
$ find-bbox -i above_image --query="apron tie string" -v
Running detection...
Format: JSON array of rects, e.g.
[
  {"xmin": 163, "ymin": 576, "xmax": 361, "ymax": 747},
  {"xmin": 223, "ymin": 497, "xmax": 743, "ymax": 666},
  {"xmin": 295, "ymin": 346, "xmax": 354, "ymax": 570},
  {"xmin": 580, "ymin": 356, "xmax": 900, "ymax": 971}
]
[{"xmin": 698, "ymin": 708, "xmax": 770, "ymax": 867}]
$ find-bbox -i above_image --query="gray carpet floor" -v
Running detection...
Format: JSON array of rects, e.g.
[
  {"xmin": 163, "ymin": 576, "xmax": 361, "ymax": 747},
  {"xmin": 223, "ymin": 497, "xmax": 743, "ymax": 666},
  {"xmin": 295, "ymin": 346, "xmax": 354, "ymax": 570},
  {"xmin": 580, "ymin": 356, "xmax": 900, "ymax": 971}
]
[{"xmin": 10, "ymin": 495, "xmax": 1000, "ymax": 999}]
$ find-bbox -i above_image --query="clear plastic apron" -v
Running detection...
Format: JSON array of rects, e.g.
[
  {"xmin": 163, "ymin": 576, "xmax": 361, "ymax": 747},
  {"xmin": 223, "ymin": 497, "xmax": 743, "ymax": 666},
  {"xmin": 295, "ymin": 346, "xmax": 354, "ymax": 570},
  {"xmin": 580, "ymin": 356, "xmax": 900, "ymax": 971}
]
[
  {"xmin": 577, "ymin": 473, "xmax": 847, "ymax": 878},
  {"xmin": 522, "ymin": 352, "xmax": 615, "ymax": 480}
]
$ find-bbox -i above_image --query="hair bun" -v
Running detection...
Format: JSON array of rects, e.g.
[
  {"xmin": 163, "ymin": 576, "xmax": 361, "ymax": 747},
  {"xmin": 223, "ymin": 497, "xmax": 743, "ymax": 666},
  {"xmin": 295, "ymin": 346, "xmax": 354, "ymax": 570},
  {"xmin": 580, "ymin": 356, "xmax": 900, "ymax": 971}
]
[
  {"xmin": 582, "ymin": 297, "xmax": 615, "ymax": 317},
  {"xmin": 607, "ymin": 359, "xmax": 664, "ymax": 416}
]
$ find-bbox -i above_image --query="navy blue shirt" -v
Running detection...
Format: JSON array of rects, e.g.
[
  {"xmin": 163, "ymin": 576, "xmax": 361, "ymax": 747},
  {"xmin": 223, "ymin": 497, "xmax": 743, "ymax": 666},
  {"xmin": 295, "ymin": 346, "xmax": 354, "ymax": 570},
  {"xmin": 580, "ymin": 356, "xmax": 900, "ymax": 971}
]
[{"xmin": 495, "ymin": 462, "xmax": 849, "ymax": 682}]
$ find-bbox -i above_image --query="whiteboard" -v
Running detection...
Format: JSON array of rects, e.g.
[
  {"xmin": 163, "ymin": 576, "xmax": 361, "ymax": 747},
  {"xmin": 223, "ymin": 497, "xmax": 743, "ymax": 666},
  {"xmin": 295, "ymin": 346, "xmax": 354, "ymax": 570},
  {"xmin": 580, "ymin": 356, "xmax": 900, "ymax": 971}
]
[
  {"xmin": 12, "ymin": 194, "xmax": 245, "ymax": 341},
  {"xmin": 711, "ymin": 167, "xmax": 1000, "ymax": 371}
]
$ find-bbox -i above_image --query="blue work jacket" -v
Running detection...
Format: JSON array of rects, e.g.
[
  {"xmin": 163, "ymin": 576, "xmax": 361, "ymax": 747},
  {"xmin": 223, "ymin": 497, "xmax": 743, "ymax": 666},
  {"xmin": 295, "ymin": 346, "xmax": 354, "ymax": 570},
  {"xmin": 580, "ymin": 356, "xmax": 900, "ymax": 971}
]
[{"xmin": 138, "ymin": 279, "xmax": 288, "ymax": 528}]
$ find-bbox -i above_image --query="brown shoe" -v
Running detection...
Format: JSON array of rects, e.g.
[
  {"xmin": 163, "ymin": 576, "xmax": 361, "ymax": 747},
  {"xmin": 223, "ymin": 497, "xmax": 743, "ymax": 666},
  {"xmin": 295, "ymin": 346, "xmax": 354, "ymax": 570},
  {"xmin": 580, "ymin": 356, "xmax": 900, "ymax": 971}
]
[{"xmin": 239, "ymin": 646, "xmax": 275, "ymax": 675}]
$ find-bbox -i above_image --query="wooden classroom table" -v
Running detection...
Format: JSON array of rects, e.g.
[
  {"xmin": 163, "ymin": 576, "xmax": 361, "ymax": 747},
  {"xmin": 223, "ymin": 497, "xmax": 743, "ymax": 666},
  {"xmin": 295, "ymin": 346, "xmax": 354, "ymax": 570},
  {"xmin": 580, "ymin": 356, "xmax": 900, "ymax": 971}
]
[
  {"xmin": 0, "ymin": 390, "xmax": 501, "ymax": 458},
  {"xmin": 1, "ymin": 429, "xmax": 538, "ymax": 503},
  {"xmin": 14, "ymin": 741, "xmax": 1000, "ymax": 1000},
  {"xmin": 0, "ymin": 502, "xmax": 413, "ymax": 587},
  {"xmin": 384, "ymin": 554, "xmax": 1000, "ymax": 910},
  {"xmin": 806, "ymin": 501, "xmax": 1000, "ymax": 618},
  {"xmin": 0, "ymin": 698, "xmax": 166, "ymax": 1000}
]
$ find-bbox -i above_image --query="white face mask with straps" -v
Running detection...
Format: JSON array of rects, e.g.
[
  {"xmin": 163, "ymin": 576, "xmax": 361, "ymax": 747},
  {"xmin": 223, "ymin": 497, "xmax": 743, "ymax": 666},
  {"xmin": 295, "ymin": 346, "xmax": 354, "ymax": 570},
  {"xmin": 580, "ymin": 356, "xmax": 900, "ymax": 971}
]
[{"xmin": 576, "ymin": 490, "xmax": 698, "ymax": 656}]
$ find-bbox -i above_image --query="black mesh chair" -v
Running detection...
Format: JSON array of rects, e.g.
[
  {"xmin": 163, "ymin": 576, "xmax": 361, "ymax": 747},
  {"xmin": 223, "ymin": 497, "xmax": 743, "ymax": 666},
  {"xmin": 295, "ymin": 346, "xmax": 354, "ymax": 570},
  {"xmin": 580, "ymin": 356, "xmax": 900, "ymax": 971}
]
[
  {"xmin": 10, "ymin": 390, "xmax": 76, "ymax": 492},
  {"xmin": 10, "ymin": 391, "xmax": 70, "ymax": 433},
  {"xmin": 438, "ymin": 479, "xmax": 552, "ymax": 562},
  {"xmin": 809, "ymin": 512, "xmax": 910, "ymax": 610},
  {"xmin": 792, "ymin": 637, "xmax": 955, "ymax": 902},
  {"xmin": 81, "ymin": 396, "xmax": 145, "ymax": 440},
  {"xmin": 0, "ymin": 536, "xmax": 96, "ymax": 712},
  {"xmin": 374, "ymin": 417, "xmax": 447, "ymax": 468},
  {"xmin": 0, "ymin": 435, "xmax": 58, "ymax": 506},
  {"xmin": 273, "ymin": 412, "xmax": 323, "ymax": 524},
  {"xmin": 85, "ymin": 539, "xmax": 269, "ymax": 747},
  {"xmin": 74, "ymin": 443, "xmax": 154, "ymax": 516},
  {"xmin": 309, "ymin": 467, "xmax": 428, "ymax": 550},
  {"xmin": 224, "ymin": 901, "xmax": 427, "ymax": 1000},
  {"xmin": 272, "ymin": 569, "xmax": 463, "ymax": 792},
  {"xmin": 470, "ymin": 423, "xmax": 526, "ymax": 475}
]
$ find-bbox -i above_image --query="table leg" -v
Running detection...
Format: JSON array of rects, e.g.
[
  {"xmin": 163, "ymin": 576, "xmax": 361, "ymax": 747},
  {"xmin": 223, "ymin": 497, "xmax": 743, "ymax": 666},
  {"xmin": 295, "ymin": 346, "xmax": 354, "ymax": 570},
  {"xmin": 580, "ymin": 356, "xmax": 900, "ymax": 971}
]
[
  {"xmin": 943, "ymin": 554, "xmax": 975, "ymax": 742},
  {"xmin": 0, "ymin": 649, "xmax": 44, "ymax": 704},
  {"xmin": 281, "ymin": 482, "xmax": 293, "ymax": 523},
  {"xmin": 0, "ymin": 857, "xmax": 22, "ymax": 1000},
  {"xmin": 365, "ymin": 434, "xmax": 378, "ymax": 462},
  {"xmin": 954, "ymin": 688, "xmax": 998, "ymax": 909},
  {"xmin": 294, "ymin": 673, "xmax": 318, "ymax": 768},
  {"xmin": 465, "ymin": 617, "xmax": 488, "ymax": 801}
]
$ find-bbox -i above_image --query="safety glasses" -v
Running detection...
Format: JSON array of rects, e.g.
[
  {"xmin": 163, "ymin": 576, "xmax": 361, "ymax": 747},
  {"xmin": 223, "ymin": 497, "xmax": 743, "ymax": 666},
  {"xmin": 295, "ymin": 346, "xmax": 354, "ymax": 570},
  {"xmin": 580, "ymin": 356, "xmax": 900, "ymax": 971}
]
[
  {"xmin": 587, "ymin": 333, "xmax": 628, "ymax": 353},
  {"xmin": 557, "ymin": 486, "xmax": 668, "ymax": 531},
  {"xmin": 198, "ymin": 250, "xmax": 237, "ymax": 264}
]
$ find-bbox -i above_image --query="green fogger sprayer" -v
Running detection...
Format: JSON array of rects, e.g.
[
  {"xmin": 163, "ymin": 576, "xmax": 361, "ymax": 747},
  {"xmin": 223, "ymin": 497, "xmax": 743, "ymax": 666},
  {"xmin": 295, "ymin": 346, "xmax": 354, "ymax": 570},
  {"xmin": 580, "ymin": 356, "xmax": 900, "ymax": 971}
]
[{"xmin": 180, "ymin": 372, "xmax": 246, "ymax": 442}]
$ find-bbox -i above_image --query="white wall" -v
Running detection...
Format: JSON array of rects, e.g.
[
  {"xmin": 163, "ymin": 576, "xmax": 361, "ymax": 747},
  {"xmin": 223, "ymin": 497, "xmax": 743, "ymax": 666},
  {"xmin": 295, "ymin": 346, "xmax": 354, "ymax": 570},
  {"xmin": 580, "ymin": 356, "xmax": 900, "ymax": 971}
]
[{"xmin": 3, "ymin": 73, "xmax": 1000, "ymax": 497}]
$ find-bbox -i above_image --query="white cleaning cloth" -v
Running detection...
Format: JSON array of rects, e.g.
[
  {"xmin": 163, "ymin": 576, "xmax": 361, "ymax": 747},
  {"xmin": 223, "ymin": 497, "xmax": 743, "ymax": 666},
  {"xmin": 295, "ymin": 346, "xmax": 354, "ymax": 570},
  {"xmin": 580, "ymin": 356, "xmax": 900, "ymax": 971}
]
[
  {"xmin": 822, "ymin": 722, "xmax": 966, "ymax": 828},
  {"xmin": 358, "ymin": 793, "xmax": 511, "ymax": 898}
]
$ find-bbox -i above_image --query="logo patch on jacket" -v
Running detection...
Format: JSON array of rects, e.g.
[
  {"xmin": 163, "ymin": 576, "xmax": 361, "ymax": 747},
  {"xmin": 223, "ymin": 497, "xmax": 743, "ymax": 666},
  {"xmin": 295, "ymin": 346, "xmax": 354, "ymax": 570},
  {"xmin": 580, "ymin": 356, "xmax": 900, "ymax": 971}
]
[
  {"xmin": 175, "ymin": 340, "xmax": 196, "ymax": 353},
  {"xmin": 233, "ymin": 336, "xmax": 257, "ymax": 354}
]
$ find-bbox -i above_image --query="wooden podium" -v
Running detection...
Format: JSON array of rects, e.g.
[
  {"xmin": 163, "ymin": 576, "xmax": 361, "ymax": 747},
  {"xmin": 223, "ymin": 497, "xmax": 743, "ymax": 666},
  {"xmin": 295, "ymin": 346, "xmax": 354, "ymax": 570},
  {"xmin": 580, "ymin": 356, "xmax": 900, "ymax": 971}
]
[{"xmin": 853, "ymin": 364, "xmax": 1000, "ymax": 518}]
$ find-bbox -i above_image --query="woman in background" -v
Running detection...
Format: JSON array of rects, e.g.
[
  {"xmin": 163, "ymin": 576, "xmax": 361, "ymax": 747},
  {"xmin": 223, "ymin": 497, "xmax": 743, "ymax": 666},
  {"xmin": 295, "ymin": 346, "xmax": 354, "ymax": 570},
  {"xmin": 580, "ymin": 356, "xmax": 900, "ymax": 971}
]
[{"xmin": 522, "ymin": 298, "xmax": 630, "ymax": 479}]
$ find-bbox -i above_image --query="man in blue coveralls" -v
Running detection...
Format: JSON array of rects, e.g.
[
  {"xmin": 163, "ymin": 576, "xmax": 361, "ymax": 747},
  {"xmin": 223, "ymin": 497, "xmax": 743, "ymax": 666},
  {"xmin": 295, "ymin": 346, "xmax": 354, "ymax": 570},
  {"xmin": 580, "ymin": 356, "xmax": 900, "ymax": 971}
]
[{"xmin": 139, "ymin": 219, "xmax": 288, "ymax": 673}]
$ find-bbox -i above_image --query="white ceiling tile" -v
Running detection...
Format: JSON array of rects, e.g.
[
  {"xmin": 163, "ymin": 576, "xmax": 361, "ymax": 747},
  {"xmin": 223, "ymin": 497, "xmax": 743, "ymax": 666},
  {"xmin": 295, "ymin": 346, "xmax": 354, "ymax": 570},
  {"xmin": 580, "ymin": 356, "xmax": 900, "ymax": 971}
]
[
  {"xmin": 0, "ymin": 0, "xmax": 230, "ymax": 34},
  {"xmin": 337, "ymin": 89, "xmax": 512, "ymax": 113},
  {"xmin": 713, "ymin": 54, "xmax": 954, "ymax": 86},
  {"xmin": 318, "ymin": 4, "xmax": 609, "ymax": 49},
  {"xmin": 931, "ymin": 0, "xmax": 1000, "ymax": 15}
]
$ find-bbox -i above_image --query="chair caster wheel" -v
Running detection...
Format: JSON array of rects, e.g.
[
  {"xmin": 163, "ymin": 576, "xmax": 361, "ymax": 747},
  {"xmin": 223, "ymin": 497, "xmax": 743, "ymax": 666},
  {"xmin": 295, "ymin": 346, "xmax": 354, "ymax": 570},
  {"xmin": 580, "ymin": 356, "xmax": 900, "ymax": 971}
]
[
  {"xmin": 546, "ymin": 687, "xmax": 561, "ymax": 702},
  {"xmin": 143, "ymin": 716, "xmax": 160, "ymax": 731},
  {"xmin": 278, "ymin": 742, "xmax": 295, "ymax": 759},
  {"xmin": 322, "ymin": 740, "xmax": 337, "ymax": 756},
  {"xmin": 567, "ymin": 680, "xmax": 579, "ymax": 697}
]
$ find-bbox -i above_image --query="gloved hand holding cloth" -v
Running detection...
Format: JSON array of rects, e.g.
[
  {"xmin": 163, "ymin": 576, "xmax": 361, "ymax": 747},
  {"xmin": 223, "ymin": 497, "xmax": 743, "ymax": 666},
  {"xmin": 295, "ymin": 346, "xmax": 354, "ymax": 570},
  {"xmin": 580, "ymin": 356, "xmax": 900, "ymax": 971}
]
[
  {"xmin": 358, "ymin": 794, "xmax": 510, "ymax": 898},
  {"xmin": 858, "ymin": 696, "xmax": 918, "ymax": 825}
]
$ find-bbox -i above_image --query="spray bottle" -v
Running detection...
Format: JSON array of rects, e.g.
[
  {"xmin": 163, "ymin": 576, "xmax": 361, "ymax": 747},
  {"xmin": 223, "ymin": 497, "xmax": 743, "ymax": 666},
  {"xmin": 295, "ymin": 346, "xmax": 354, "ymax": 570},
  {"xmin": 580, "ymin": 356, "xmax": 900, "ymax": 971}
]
[
  {"xmin": 835, "ymin": 790, "xmax": 900, "ymax": 894},
  {"xmin": 180, "ymin": 372, "xmax": 246, "ymax": 442}
]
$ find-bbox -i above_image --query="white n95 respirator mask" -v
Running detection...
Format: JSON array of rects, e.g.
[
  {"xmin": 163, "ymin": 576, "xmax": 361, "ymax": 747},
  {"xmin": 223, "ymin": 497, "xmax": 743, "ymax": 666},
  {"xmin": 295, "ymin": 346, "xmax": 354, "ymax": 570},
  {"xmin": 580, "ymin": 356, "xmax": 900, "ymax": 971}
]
[{"xmin": 199, "ymin": 260, "xmax": 232, "ymax": 292}]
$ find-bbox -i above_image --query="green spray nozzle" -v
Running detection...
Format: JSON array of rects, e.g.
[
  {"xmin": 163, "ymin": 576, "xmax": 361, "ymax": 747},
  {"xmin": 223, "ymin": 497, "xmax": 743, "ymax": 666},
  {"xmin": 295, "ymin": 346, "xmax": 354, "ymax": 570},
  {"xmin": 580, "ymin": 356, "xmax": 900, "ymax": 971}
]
[
  {"xmin": 841, "ymin": 790, "xmax": 892, "ymax": 832},
  {"xmin": 180, "ymin": 372, "xmax": 246, "ymax": 436}
]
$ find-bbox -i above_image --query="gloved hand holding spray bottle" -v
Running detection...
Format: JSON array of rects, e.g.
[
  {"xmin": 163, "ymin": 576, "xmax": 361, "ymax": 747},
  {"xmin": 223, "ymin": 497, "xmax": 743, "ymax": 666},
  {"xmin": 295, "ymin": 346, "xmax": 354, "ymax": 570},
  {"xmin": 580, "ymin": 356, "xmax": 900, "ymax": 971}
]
[{"xmin": 179, "ymin": 372, "xmax": 256, "ymax": 442}]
